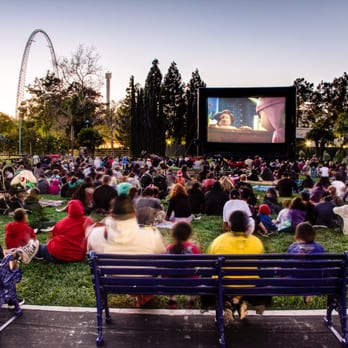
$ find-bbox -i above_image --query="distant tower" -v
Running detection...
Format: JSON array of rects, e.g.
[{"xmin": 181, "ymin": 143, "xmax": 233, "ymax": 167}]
[{"xmin": 16, "ymin": 29, "xmax": 59, "ymax": 154}]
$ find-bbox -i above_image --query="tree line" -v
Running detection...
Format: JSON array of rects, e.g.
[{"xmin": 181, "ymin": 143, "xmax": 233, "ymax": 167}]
[{"xmin": 0, "ymin": 45, "xmax": 347, "ymax": 159}]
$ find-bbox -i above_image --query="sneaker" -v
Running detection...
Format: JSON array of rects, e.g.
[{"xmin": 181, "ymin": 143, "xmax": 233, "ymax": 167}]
[
  {"xmin": 6, "ymin": 297, "xmax": 25, "ymax": 309},
  {"xmin": 223, "ymin": 308, "xmax": 234, "ymax": 327},
  {"xmin": 254, "ymin": 305, "xmax": 265, "ymax": 315},
  {"xmin": 17, "ymin": 239, "xmax": 40, "ymax": 264}
]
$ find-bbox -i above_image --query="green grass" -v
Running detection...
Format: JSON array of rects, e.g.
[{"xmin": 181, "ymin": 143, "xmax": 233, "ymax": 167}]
[{"xmin": 1, "ymin": 193, "xmax": 347, "ymax": 310}]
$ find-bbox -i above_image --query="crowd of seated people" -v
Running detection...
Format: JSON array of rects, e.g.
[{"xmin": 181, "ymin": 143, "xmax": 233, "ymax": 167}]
[{"xmin": 2, "ymin": 153, "xmax": 348, "ymax": 313}]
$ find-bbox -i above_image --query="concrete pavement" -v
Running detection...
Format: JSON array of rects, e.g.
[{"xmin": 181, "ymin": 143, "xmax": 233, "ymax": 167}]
[{"xmin": 0, "ymin": 306, "xmax": 344, "ymax": 348}]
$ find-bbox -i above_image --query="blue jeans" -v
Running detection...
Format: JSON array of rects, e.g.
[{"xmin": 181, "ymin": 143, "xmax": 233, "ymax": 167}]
[{"xmin": 36, "ymin": 244, "xmax": 64, "ymax": 263}]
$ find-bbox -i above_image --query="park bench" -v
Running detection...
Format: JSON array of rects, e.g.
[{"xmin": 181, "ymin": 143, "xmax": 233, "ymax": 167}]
[
  {"xmin": 88, "ymin": 252, "xmax": 348, "ymax": 348},
  {"xmin": 0, "ymin": 254, "xmax": 23, "ymax": 331}
]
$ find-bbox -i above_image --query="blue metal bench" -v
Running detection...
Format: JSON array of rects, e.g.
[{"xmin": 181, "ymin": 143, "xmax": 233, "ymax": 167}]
[
  {"xmin": 0, "ymin": 254, "xmax": 23, "ymax": 331},
  {"xmin": 88, "ymin": 252, "xmax": 222, "ymax": 346},
  {"xmin": 88, "ymin": 251, "xmax": 348, "ymax": 348}
]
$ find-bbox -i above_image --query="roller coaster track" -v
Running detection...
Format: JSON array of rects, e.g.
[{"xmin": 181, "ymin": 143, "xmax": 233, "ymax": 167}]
[{"xmin": 15, "ymin": 29, "xmax": 59, "ymax": 119}]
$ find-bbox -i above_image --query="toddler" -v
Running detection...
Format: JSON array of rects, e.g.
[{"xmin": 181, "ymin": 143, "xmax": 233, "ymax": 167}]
[
  {"xmin": 287, "ymin": 222, "xmax": 325, "ymax": 304},
  {"xmin": 166, "ymin": 221, "xmax": 201, "ymax": 309}
]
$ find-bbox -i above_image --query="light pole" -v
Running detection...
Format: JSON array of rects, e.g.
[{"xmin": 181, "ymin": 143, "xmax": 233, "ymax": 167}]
[{"xmin": 105, "ymin": 72, "xmax": 113, "ymax": 157}]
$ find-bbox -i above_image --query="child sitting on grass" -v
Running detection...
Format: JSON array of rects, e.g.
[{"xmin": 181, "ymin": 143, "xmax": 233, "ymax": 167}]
[
  {"xmin": 165, "ymin": 221, "xmax": 201, "ymax": 309},
  {"xmin": 287, "ymin": 221, "xmax": 325, "ymax": 304},
  {"xmin": 257, "ymin": 204, "xmax": 277, "ymax": 236}
]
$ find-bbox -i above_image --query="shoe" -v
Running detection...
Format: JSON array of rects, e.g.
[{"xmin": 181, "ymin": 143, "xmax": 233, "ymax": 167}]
[
  {"xmin": 239, "ymin": 301, "xmax": 248, "ymax": 320},
  {"xmin": 40, "ymin": 227, "xmax": 54, "ymax": 232},
  {"xmin": 17, "ymin": 239, "xmax": 40, "ymax": 264},
  {"xmin": 223, "ymin": 308, "xmax": 234, "ymax": 327},
  {"xmin": 186, "ymin": 298, "xmax": 195, "ymax": 309},
  {"xmin": 254, "ymin": 305, "xmax": 265, "ymax": 315},
  {"xmin": 6, "ymin": 297, "xmax": 25, "ymax": 309},
  {"xmin": 135, "ymin": 295, "xmax": 154, "ymax": 308},
  {"xmin": 168, "ymin": 299, "xmax": 178, "ymax": 309}
]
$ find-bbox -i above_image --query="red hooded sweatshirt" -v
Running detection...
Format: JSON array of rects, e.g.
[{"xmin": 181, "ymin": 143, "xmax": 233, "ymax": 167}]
[
  {"xmin": 47, "ymin": 200, "xmax": 93, "ymax": 261},
  {"xmin": 5, "ymin": 221, "xmax": 37, "ymax": 249}
]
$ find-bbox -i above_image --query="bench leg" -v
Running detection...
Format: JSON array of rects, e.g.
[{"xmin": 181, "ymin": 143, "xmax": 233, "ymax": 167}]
[
  {"xmin": 324, "ymin": 295, "xmax": 348, "ymax": 346},
  {"xmin": 102, "ymin": 293, "xmax": 111, "ymax": 324}
]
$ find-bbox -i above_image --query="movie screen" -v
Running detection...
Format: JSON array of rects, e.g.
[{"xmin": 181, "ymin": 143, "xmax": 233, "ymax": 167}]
[
  {"xmin": 198, "ymin": 86, "xmax": 296, "ymax": 159},
  {"xmin": 207, "ymin": 96, "xmax": 286, "ymax": 143}
]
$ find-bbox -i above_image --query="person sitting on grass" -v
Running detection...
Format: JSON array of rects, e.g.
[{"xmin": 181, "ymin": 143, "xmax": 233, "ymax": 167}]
[
  {"xmin": 165, "ymin": 221, "xmax": 201, "ymax": 309},
  {"xmin": 24, "ymin": 187, "xmax": 55, "ymax": 232},
  {"xmin": 287, "ymin": 222, "xmax": 325, "ymax": 304},
  {"xmin": 35, "ymin": 200, "xmax": 94, "ymax": 263},
  {"xmin": 5, "ymin": 208, "xmax": 38, "ymax": 252},
  {"xmin": 257, "ymin": 204, "xmax": 277, "ymax": 236},
  {"xmin": 86, "ymin": 194, "xmax": 165, "ymax": 307}
]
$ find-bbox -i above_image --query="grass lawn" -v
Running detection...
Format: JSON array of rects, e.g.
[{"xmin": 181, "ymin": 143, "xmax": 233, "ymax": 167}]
[{"xmin": 0, "ymin": 193, "xmax": 347, "ymax": 310}]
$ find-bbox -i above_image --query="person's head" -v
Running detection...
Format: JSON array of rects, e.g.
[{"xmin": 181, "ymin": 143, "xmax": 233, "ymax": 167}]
[
  {"xmin": 230, "ymin": 189, "xmax": 240, "ymax": 200},
  {"xmin": 128, "ymin": 186, "xmax": 138, "ymax": 200},
  {"xmin": 219, "ymin": 176, "xmax": 234, "ymax": 191},
  {"xmin": 171, "ymin": 221, "xmax": 193, "ymax": 243},
  {"xmin": 214, "ymin": 110, "xmax": 234, "ymax": 127},
  {"xmin": 228, "ymin": 210, "xmax": 251, "ymax": 234},
  {"xmin": 294, "ymin": 222, "xmax": 316, "ymax": 243},
  {"xmin": 67, "ymin": 199, "xmax": 84, "ymax": 218},
  {"xmin": 266, "ymin": 187, "xmax": 278, "ymax": 198},
  {"xmin": 169, "ymin": 183, "xmax": 188, "ymax": 198},
  {"xmin": 239, "ymin": 174, "xmax": 247, "ymax": 182},
  {"xmin": 320, "ymin": 191, "xmax": 332, "ymax": 202},
  {"xmin": 111, "ymin": 194, "xmax": 135, "ymax": 220},
  {"xmin": 143, "ymin": 185, "xmax": 159, "ymax": 197},
  {"xmin": 239, "ymin": 186, "xmax": 251, "ymax": 201},
  {"xmin": 327, "ymin": 185, "xmax": 337, "ymax": 196},
  {"xmin": 13, "ymin": 208, "xmax": 28, "ymax": 222},
  {"xmin": 290, "ymin": 196, "xmax": 305, "ymax": 210},
  {"xmin": 300, "ymin": 191, "xmax": 310, "ymax": 203},
  {"xmin": 102, "ymin": 175, "xmax": 111, "ymax": 185},
  {"xmin": 258, "ymin": 204, "xmax": 271, "ymax": 216},
  {"xmin": 28, "ymin": 187, "xmax": 40, "ymax": 200},
  {"xmin": 176, "ymin": 170, "xmax": 183, "ymax": 177},
  {"xmin": 212, "ymin": 181, "xmax": 222, "ymax": 191}
]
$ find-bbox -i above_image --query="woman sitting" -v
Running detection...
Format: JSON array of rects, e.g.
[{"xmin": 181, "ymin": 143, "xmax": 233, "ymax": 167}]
[{"xmin": 166, "ymin": 183, "xmax": 192, "ymax": 223}]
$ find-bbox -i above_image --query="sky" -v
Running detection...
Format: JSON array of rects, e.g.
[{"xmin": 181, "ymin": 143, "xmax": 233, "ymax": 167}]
[{"xmin": 1, "ymin": 0, "xmax": 348, "ymax": 117}]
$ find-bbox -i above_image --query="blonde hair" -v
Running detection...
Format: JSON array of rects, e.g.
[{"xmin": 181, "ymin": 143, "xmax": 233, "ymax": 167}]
[{"xmin": 219, "ymin": 176, "xmax": 234, "ymax": 192}]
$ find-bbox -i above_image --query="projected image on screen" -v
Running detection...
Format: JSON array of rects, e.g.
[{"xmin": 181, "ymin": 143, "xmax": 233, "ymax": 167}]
[{"xmin": 207, "ymin": 96, "xmax": 286, "ymax": 143}]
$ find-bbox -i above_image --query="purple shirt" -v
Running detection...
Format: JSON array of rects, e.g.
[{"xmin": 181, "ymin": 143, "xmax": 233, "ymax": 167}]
[{"xmin": 287, "ymin": 241, "xmax": 325, "ymax": 254}]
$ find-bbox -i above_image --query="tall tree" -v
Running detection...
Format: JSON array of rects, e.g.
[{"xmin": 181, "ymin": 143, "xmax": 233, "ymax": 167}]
[
  {"xmin": 162, "ymin": 62, "xmax": 186, "ymax": 144},
  {"xmin": 19, "ymin": 72, "xmax": 67, "ymax": 154},
  {"xmin": 185, "ymin": 69, "xmax": 206, "ymax": 154},
  {"xmin": 58, "ymin": 45, "xmax": 103, "ymax": 154},
  {"xmin": 144, "ymin": 59, "xmax": 165, "ymax": 155}
]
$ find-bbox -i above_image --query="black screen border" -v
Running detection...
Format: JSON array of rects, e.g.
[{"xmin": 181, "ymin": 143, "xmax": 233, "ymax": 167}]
[{"xmin": 197, "ymin": 86, "xmax": 297, "ymax": 160}]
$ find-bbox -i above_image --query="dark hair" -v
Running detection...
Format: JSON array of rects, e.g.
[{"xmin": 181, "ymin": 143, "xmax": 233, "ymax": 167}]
[
  {"xmin": 290, "ymin": 197, "xmax": 306, "ymax": 210},
  {"xmin": 229, "ymin": 210, "xmax": 249, "ymax": 233},
  {"xmin": 230, "ymin": 189, "xmax": 240, "ymax": 199},
  {"xmin": 111, "ymin": 195, "xmax": 135, "ymax": 219},
  {"xmin": 295, "ymin": 222, "xmax": 316, "ymax": 242},
  {"xmin": 169, "ymin": 222, "xmax": 193, "ymax": 254},
  {"xmin": 300, "ymin": 191, "xmax": 310, "ymax": 202},
  {"xmin": 13, "ymin": 208, "xmax": 27, "ymax": 222}
]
